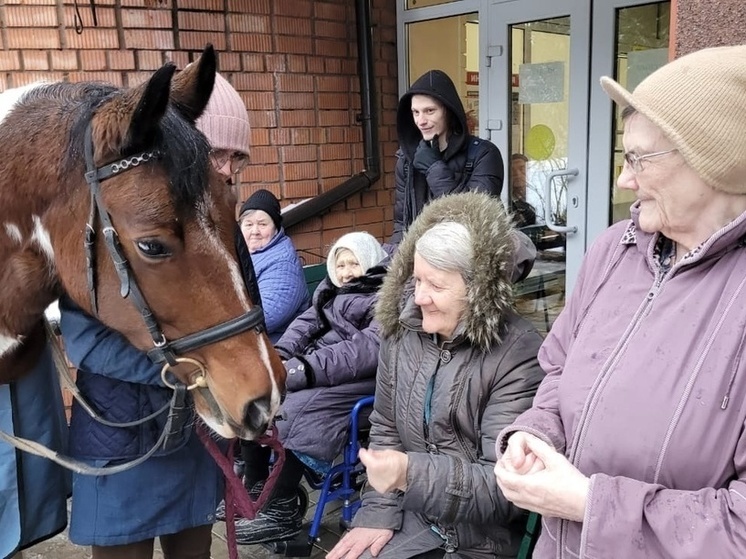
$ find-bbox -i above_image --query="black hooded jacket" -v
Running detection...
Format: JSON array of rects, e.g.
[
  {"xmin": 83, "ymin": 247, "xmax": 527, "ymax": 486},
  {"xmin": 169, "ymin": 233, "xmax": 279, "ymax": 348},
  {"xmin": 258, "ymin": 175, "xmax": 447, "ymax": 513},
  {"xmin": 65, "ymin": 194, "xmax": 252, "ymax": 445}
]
[{"xmin": 391, "ymin": 70, "xmax": 504, "ymax": 243}]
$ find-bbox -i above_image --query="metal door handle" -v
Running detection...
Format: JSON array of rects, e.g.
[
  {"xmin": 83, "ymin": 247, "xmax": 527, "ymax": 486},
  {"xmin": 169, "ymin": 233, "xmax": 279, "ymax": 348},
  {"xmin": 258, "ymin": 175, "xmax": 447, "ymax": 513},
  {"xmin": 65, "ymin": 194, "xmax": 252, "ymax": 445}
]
[{"xmin": 544, "ymin": 168, "xmax": 579, "ymax": 234}]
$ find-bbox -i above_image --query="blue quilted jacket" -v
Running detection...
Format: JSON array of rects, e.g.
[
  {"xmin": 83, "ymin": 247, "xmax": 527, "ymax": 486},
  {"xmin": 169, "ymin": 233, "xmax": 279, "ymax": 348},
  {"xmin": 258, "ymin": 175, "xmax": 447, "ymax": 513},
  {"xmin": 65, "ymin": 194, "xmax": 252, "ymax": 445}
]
[
  {"xmin": 59, "ymin": 297, "xmax": 190, "ymax": 461},
  {"xmin": 250, "ymin": 228, "xmax": 310, "ymax": 342}
]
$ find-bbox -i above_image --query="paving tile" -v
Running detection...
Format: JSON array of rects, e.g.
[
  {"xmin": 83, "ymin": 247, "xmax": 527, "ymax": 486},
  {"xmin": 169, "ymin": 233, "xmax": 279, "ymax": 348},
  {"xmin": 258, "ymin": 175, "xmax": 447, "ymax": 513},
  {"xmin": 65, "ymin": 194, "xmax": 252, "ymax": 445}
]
[{"xmin": 24, "ymin": 482, "xmax": 352, "ymax": 559}]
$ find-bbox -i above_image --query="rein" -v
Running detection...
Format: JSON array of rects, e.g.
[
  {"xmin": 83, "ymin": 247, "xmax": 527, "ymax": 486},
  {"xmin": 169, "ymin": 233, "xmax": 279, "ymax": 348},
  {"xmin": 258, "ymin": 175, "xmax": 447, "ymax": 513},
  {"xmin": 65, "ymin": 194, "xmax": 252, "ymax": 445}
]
[
  {"xmin": 0, "ymin": 319, "xmax": 188, "ymax": 476},
  {"xmin": 197, "ymin": 423, "xmax": 286, "ymax": 559}
]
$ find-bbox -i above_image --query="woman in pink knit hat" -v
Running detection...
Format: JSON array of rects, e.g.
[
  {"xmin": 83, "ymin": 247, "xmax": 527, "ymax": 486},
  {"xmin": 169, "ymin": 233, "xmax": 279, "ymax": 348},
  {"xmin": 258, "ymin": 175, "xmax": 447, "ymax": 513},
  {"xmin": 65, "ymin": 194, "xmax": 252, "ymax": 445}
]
[{"xmin": 196, "ymin": 73, "xmax": 252, "ymax": 182}]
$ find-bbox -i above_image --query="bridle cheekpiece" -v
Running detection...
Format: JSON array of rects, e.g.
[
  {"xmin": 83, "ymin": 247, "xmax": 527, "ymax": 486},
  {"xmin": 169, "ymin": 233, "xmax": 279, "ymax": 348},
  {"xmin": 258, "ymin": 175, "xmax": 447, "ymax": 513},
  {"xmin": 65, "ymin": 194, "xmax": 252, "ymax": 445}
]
[{"xmin": 81, "ymin": 122, "xmax": 266, "ymax": 376}]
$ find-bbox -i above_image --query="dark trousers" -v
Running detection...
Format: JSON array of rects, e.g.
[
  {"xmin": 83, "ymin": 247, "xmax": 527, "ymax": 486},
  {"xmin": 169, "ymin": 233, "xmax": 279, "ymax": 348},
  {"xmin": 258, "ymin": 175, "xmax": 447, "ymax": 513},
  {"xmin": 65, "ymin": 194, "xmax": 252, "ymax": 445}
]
[{"xmin": 241, "ymin": 441, "xmax": 305, "ymax": 500}]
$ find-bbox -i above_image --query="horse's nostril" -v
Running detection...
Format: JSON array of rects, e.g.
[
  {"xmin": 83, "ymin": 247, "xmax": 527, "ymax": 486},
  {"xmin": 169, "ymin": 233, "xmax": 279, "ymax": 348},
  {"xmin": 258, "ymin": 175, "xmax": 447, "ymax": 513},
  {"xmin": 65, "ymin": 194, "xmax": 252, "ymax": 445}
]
[{"xmin": 243, "ymin": 396, "xmax": 271, "ymax": 433}]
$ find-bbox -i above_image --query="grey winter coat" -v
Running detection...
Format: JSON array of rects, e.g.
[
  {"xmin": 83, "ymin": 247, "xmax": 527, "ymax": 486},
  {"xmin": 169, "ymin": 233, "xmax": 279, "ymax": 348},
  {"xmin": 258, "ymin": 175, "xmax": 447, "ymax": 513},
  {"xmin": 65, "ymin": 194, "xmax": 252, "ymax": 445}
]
[
  {"xmin": 391, "ymin": 70, "xmax": 504, "ymax": 244},
  {"xmin": 274, "ymin": 267, "xmax": 385, "ymax": 463},
  {"xmin": 353, "ymin": 193, "xmax": 545, "ymax": 558}
]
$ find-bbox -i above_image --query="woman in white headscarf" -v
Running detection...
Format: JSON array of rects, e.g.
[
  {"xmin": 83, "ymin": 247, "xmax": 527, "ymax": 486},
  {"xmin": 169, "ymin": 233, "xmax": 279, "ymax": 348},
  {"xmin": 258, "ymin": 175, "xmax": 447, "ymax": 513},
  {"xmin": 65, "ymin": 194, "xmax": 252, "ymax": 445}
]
[{"xmin": 232, "ymin": 232, "xmax": 388, "ymax": 546}]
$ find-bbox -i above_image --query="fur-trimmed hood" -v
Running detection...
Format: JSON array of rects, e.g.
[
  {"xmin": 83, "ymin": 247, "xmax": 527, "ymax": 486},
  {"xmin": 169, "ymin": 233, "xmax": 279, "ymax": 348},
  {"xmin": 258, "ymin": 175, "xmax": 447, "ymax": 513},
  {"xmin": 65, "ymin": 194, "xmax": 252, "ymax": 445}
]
[{"xmin": 376, "ymin": 192, "xmax": 515, "ymax": 350}]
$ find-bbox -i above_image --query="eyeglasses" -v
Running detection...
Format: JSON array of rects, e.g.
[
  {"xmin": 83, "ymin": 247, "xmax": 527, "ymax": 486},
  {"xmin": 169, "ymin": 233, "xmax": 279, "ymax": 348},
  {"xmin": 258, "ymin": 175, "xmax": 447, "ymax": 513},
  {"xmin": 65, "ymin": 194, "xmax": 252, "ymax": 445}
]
[
  {"xmin": 210, "ymin": 150, "xmax": 250, "ymax": 175},
  {"xmin": 623, "ymin": 148, "xmax": 678, "ymax": 174}
]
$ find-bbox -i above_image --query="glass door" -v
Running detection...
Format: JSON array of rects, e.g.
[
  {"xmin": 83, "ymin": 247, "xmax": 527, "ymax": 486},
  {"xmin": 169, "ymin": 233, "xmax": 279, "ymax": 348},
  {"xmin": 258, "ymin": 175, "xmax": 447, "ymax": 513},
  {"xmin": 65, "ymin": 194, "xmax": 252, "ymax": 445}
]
[
  {"xmin": 487, "ymin": 0, "xmax": 591, "ymax": 334},
  {"xmin": 586, "ymin": 0, "xmax": 671, "ymax": 244}
]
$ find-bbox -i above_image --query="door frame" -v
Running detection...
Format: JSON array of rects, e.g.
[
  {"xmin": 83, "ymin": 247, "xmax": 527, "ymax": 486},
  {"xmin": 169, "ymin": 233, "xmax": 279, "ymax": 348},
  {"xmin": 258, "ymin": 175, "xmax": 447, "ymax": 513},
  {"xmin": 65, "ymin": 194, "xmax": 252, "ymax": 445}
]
[{"xmin": 396, "ymin": 0, "xmax": 672, "ymax": 296}]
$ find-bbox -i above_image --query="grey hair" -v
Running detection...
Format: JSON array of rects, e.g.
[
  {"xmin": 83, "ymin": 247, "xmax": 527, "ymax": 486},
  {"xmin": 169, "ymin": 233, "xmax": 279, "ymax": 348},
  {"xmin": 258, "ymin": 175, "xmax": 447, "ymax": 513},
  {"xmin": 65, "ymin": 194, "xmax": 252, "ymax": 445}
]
[
  {"xmin": 239, "ymin": 208, "xmax": 258, "ymax": 222},
  {"xmin": 415, "ymin": 221, "xmax": 473, "ymax": 282},
  {"xmin": 621, "ymin": 104, "xmax": 638, "ymax": 121}
]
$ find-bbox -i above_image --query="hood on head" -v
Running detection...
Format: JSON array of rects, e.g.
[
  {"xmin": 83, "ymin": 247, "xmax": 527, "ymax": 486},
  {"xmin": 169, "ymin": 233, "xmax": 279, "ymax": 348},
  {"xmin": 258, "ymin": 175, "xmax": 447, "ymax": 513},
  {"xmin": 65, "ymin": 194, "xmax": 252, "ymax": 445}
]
[
  {"xmin": 376, "ymin": 192, "xmax": 515, "ymax": 350},
  {"xmin": 397, "ymin": 70, "xmax": 469, "ymax": 161},
  {"xmin": 326, "ymin": 232, "xmax": 387, "ymax": 288}
]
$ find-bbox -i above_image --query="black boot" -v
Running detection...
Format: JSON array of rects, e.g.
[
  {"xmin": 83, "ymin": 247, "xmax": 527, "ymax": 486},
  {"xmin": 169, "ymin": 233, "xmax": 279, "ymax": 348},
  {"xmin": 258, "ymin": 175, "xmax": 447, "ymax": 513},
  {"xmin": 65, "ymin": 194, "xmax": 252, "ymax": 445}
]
[
  {"xmin": 234, "ymin": 451, "xmax": 306, "ymax": 545},
  {"xmin": 241, "ymin": 440, "xmax": 272, "ymax": 489},
  {"xmin": 216, "ymin": 441, "xmax": 271, "ymax": 521},
  {"xmin": 215, "ymin": 480, "xmax": 265, "ymax": 522}
]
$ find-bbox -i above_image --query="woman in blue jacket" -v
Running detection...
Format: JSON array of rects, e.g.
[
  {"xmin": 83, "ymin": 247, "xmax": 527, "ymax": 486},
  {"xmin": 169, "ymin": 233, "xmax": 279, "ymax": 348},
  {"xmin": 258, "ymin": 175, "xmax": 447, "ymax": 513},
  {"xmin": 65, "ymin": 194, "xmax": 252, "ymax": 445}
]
[
  {"xmin": 0, "ymin": 344, "xmax": 70, "ymax": 559},
  {"xmin": 237, "ymin": 189, "xmax": 310, "ymax": 343}
]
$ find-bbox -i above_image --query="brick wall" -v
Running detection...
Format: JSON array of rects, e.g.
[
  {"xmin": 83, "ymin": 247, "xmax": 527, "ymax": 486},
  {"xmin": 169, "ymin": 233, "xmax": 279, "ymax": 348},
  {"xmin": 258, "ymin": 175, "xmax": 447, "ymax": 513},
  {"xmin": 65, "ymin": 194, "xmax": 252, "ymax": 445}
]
[
  {"xmin": 0, "ymin": 0, "xmax": 399, "ymax": 265},
  {"xmin": 674, "ymin": 0, "xmax": 746, "ymax": 56}
]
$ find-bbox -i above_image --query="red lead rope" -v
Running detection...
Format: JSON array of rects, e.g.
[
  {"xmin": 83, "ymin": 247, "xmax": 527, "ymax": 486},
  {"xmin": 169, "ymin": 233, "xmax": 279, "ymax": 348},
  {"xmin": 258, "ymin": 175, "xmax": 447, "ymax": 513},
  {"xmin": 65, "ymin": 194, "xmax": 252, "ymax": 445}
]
[{"xmin": 197, "ymin": 423, "xmax": 286, "ymax": 559}]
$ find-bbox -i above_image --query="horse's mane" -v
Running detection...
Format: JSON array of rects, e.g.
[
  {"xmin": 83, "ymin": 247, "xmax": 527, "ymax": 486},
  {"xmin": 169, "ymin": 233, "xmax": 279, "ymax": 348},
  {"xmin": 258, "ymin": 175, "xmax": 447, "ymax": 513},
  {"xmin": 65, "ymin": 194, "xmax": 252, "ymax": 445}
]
[{"xmin": 22, "ymin": 81, "xmax": 211, "ymax": 217}]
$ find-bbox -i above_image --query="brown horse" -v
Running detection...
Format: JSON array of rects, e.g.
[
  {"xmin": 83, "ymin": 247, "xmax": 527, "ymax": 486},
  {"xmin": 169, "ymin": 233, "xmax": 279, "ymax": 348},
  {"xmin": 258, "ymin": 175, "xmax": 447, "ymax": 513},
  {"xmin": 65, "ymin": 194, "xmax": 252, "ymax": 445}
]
[{"xmin": 0, "ymin": 47, "xmax": 286, "ymax": 440}]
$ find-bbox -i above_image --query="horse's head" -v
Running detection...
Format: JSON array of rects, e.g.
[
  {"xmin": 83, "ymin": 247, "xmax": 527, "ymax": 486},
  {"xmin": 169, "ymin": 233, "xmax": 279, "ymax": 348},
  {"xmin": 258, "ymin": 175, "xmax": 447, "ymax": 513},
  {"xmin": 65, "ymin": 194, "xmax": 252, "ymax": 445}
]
[{"xmin": 48, "ymin": 47, "xmax": 286, "ymax": 439}]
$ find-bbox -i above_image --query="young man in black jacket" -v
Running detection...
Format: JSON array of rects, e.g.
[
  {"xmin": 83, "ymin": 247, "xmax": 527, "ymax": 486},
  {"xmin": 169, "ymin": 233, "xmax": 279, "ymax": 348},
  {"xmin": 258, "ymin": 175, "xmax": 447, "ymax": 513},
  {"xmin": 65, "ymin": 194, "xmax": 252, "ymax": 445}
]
[{"xmin": 390, "ymin": 69, "xmax": 505, "ymax": 244}]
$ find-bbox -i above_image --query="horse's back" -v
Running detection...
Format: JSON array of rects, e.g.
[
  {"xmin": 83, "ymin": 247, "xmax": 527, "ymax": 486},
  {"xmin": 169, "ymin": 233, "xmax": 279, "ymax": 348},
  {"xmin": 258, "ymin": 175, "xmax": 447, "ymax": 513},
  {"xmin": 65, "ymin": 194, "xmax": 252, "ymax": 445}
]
[{"xmin": 0, "ymin": 82, "xmax": 47, "ymax": 125}]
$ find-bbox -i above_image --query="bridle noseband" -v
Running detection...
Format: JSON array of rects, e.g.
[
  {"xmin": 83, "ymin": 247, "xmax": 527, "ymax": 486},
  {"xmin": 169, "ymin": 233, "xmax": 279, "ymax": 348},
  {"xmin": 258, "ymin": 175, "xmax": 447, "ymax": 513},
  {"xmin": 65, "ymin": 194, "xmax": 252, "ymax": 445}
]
[{"xmin": 82, "ymin": 122, "xmax": 266, "ymax": 373}]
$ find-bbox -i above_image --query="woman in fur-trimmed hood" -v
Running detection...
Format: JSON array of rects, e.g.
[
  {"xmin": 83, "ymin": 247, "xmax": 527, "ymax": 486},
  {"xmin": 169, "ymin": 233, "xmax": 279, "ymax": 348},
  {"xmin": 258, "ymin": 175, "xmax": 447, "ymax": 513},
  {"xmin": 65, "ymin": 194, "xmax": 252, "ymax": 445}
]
[
  {"xmin": 379, "ymin": 191, "xmax": 516, "ymax": 349},
  {"xmin": 328, "ymin": 192, "xmax": 545, "ymax": 559}
]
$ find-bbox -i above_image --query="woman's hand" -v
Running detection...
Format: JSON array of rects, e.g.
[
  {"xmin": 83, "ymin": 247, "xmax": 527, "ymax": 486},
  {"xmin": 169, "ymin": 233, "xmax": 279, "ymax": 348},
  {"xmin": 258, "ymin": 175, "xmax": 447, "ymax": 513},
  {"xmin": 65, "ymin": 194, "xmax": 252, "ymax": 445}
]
[
  {"xmin": 326, "ymin": 527, "xmax": 394, "ymax": 559},
  {"xmin": 494, "ymin": 434, "xmax": 590, "ymax": 522},
  {"xmin": 502, "ymin": 431, "xmax": 546, "ymax": 475},
  {"xmin": 358, "ymin": 448, "xmax": 409, "ymax": 493}
]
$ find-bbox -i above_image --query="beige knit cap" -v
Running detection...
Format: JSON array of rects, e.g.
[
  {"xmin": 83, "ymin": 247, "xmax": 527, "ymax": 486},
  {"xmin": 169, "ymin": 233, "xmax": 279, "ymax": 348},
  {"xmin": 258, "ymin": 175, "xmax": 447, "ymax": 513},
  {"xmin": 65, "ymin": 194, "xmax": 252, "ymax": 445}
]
[
  {"xmin": 196, "ymin": 73, "xmax": 250, "ymax": 154},
  {"xmin": 600, "ymin": 45, "xmax": 746, "ymax": 194}
]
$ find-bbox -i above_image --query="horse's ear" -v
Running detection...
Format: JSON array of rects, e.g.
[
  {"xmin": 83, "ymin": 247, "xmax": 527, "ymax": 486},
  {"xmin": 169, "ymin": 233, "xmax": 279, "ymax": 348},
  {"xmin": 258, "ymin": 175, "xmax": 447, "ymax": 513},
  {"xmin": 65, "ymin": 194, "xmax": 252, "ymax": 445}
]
[
  {"xmin": 170, "ymin": 44, "xmax": 217, "ymax": 123},
  {"xmin": 124, "ymin": 63, "xmax": 177, "ymax": 150}
]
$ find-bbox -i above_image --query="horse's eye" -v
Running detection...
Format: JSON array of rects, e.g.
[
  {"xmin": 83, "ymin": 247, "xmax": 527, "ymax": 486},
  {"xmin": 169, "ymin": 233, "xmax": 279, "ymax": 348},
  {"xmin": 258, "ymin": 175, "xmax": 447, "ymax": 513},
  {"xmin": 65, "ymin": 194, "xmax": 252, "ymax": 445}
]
[{"xmin": 135, "ymin": 239, "xmax": 171, "ymax": 259}]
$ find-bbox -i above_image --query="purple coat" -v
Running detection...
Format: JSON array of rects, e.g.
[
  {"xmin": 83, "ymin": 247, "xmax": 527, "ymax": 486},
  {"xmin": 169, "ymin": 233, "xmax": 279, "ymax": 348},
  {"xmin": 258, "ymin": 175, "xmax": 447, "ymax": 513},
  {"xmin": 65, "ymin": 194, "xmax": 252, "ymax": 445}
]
[
  {"xmin": 274, "ymin": 267, "xmax": 385, "ymax": 462},
  {"xmin": 500, "ymin": 203, "xmax": 746, "ymax": 558}
]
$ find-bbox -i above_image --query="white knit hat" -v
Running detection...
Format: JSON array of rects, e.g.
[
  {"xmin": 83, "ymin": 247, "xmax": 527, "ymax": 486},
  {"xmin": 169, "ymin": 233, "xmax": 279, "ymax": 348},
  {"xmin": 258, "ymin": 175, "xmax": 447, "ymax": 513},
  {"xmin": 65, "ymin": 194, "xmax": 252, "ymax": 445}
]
[
  {"xmin": 600, "ymin": 45, "xmax": 746, "ymax": 194},
  {"xmin": 326, "ymin": 232, "xmax": 387, "ymax": 287},
  {"xmin": 196, "ymin": 73, "xmax": 250, "ymax": 154}
]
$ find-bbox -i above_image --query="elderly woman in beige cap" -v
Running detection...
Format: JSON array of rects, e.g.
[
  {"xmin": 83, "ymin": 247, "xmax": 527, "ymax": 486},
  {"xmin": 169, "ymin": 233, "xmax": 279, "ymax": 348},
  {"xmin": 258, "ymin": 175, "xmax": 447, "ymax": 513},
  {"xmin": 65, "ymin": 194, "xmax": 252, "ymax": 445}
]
[{"xmin": 494, "ymin": 45, "xmax": 746, "ymax": 558}]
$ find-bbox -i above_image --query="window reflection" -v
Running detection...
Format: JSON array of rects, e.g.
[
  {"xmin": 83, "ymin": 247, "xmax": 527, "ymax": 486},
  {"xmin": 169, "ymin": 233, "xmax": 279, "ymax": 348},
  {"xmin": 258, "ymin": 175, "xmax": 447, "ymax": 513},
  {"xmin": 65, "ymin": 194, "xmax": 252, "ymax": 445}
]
[
  {"xmin": 509, "ymin": 17, "xmax": 571, "ymax": 335},
  {"xmin": 610, "ymin": 2, "xmax": 671, "ymax": 224}
]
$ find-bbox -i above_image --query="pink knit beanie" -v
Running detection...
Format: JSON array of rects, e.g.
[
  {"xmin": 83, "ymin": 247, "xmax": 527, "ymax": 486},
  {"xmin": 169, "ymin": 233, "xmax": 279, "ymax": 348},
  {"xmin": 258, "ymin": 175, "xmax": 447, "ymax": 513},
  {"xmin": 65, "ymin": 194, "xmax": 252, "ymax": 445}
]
[{"xmin": 196, "ymin": 73, "xmax": 251, "ymax": 154}]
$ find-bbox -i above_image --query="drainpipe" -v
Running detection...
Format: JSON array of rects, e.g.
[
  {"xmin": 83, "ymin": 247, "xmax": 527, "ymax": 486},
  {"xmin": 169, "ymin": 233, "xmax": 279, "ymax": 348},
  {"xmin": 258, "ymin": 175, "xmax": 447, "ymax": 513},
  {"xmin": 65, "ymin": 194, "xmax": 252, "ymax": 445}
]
[{"xmin": 283, "ymin": 0, "xmax": 380, "ymax": 229}]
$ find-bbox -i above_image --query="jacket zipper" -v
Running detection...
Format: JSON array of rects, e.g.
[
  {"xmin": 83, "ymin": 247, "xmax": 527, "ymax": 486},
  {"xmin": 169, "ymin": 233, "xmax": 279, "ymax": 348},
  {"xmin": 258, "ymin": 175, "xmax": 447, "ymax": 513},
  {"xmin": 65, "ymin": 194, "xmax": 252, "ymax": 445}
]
[
  {"xmin": 451, "ymin": 371, "xmax": 479, "ymax": 462},
  {"xmin": 558, "ymin": 267, "xmax": 671, "ymax": 558}
]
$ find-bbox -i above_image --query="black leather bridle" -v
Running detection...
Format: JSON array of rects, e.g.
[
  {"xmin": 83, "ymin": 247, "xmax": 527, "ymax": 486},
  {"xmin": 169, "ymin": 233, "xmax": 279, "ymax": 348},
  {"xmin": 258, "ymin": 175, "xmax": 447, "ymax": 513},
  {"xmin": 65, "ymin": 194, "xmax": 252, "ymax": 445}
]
[{"xmin": 82, "ymin": 122, "xmax": 266, "ymax": 371}]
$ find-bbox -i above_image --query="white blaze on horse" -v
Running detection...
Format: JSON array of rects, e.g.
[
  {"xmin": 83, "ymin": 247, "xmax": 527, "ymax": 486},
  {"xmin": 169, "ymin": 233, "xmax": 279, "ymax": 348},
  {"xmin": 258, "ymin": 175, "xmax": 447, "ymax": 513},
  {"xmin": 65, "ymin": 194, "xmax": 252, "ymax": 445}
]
[{"xmin": 0, "ymin": 46, "xmax": 286, "ymax": 441}]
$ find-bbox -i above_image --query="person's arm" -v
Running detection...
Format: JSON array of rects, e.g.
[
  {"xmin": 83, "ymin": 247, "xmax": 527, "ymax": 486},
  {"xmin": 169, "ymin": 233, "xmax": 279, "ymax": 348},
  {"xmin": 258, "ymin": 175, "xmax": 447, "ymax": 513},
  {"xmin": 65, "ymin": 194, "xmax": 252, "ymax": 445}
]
[
  {"xmin": 58, "ymin": 296, "xmax": 163, "ymax": 385},
  {"xmin": 256, "ymin": 250, "xmax": 309, "ymax": 337},
  {"xmin": 424, "ymin": 139, "xmax": 504, "ymax": 199},
  {"xmin": 498, "ymin": 227, "xmax": 624, "ymax": 455},
  {"xmin": 274, "ymin": 303, "xmax": 321, "ymax": 361},
  {"xmin": 284, "ymin": 314, "xmax": 381, "ymax": 392},
  {"xmin": 351, "ymin": 335, "xmax": 404, "ymax": 531},
  {"xmin": 389, "ymin": 154, "xmax": 408, "ymax": 245},
  {"xmin": 401, "ymin": 329, "xmax": 545, "ymax": 526}
]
